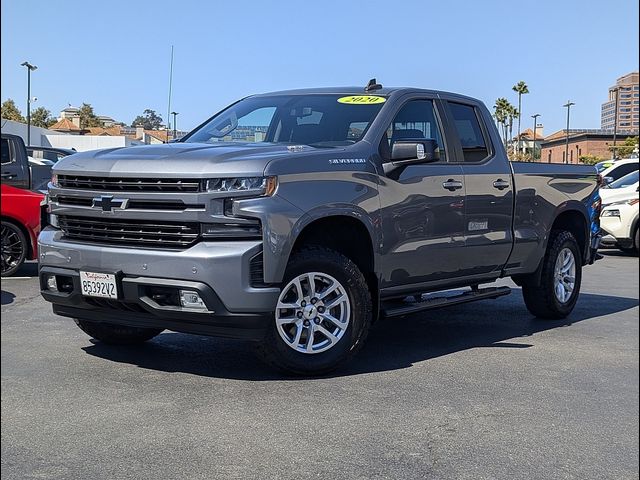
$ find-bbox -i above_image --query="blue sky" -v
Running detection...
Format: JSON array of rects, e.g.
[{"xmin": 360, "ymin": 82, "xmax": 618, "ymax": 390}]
[{"xmin": 1, "ymin": 0, "xmax": 638, "ymax": 134}]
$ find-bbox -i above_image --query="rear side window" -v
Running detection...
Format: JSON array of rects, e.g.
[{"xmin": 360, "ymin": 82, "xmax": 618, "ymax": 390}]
[
  {"xmin": 1, "ymin": 138, "xmax": 13, "ymax": 165},
  {"xmin": 609, "ymin": 162, "xmax": 639, "ymax": 181},
  {"xmin": 448, "ymin": 103, "xmax": 490, "ymax": 162}
]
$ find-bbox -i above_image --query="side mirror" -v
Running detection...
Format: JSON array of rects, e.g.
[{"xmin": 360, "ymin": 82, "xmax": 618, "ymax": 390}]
[
  {"xmin": 604, "ymin": 176, "xmax": 614, "ymax": 185},
  {"xmin": 384, "ymin": 139, "xmax": 439, "ymax": 175},
  {"xmin": 391, "ymin": 138, "xmax": 439, "ymax": 163}
]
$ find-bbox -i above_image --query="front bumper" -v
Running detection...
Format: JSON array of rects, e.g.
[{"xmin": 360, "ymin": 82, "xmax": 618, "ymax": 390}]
[{"xmin": 38, "ymin": 227, "xmax": 280, "ymax": 340}]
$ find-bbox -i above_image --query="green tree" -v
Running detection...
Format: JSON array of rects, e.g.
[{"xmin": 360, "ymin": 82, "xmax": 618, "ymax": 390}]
[
  {"xmin": 131, "ymin": 109, "xmax": 163, "ymax": 130},
  {"xmin": 512, "ymin": 81, "xmax": 529, "ymax": 154},
  {"xmin": 615, "ymin": 136, "xmax": 639, "ymax": 158},
  {"xmin": 31, "ymin": 107, "xmax": 56, "ymax": 128},
  {"xmin": 78, "ymin": 103, "xmax": 102, "ymax": 129},
  {"xmin": 1, "ymin": 99, "xmax": 25, "ymax": 122},
  {"xmin": 579, "ymin": 154, "xmax": 604, "ymax": 165}
]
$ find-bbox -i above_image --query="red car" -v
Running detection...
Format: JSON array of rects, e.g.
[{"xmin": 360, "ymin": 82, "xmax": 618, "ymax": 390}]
[{"xmin": 1, "ymin": 184, "xmax": 44, "ymax": 276}]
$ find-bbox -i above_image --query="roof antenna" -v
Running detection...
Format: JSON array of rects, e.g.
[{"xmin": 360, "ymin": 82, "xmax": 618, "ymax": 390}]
[{"xmin": 365, "ymin": 78, "xmax": 382, "ymax": 92}]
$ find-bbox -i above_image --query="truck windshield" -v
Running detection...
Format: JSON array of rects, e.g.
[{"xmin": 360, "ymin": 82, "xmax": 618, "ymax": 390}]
[{"xmin": 183, "ymin": 94, "xmax": 386, "ymax": 147}]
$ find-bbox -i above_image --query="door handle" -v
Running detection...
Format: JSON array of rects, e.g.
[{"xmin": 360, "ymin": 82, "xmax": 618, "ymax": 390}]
[
  {"xmin": 493, "ymin": 179, "xmax": 510, "ymax": 190},
  {"xmin": 442, "ymin": 179, "xmax": 463, "ymax": 191},
  {"xmin": 1, "ymin": 172, "xmax": 16, "ymax": 179}
]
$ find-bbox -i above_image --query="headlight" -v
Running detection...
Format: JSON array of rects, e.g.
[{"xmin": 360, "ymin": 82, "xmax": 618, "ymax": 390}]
[
  {"xmin": 601, "ymin": 209, "xmax": 620, "ymax": 217},
  {"xmin": 205, "ymin": 176, "xmax": 277, "ymax": 196},
  {"xmin": 50, "ymin": 173, "xmax": 59, "ymax": 188}
]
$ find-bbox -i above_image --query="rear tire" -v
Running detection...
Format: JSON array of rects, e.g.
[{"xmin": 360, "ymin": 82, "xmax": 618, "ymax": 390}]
[
  {"xmin": 74, "ymin": 319, "xmax": 163, "ymax": 345},
  {"xmin": 1, "ymin": 220, "xmax": 27, "ymax": 277},
  {"xmin": 256, "ymin": 246, "xmax": 372, "ymax": 376},
  {"xmin": 522, "ymin": 231, "xmax": 582, "ymax": 319}
]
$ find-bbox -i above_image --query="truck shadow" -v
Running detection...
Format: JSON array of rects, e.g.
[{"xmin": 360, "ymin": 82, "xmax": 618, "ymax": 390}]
[{"xmin": 81, "ymin": 289, "xmax": 639, "ymax": 380}]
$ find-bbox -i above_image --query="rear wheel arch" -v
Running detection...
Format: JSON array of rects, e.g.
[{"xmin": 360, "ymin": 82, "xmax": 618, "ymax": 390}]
[{"xmin": 548, "ymin": 209, "xmax": 589, "ymax": 263}]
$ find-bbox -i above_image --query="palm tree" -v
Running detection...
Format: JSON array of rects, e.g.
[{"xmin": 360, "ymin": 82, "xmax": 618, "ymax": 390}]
[
  {"xmin": 512, "ymin": 81, "xmax": 529, "ymax": 154},
  {"xmin": 506, "ymin": 103, "xmax": 518, "ymax": 157},
  {"xmin": 493, "ymin": 98, "xmax": 510, "ymax": 147}
]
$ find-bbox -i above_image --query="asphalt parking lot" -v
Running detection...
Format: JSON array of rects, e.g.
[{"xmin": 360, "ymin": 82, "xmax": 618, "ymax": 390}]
[{"xmin": 1, "ymin": 251, "xmax": 638, "ymax": 480}]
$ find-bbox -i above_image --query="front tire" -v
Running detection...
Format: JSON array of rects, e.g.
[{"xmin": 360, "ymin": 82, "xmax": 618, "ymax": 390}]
[
  {"xmin": 74, "ymin": 319, "xmax": 163, "ymax": 345},
  {"xmin": 522, "ymin": 231, "xmax": 582, "ymax": 319},
  {"xmin": 619, "ymin": 226, "xmax": 639, "ymax": 256},
  {"xmin": 257, "ymin": 246, "xmax": 372, "ymax": 375},
  {"xmin": 1, "ymin": 220, "xmax": 27, "ymax": 277}
]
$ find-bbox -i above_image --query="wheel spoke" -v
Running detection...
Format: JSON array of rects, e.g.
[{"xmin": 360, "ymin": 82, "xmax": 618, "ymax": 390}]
[
  {"xmin": 292, "ymin": 277, "xmax": 304, "ymax": 301},
  {"xmin": 276, "ymin": 315, "xmax": 297, "ymax": 325},
  {"xmin": 290, "ymin": 321, "xmax": 303, "ymax": 346},
  {"xmin": 318, "ymin": 281, "xmax": 338, "ymax": 301},
  {"xmin": 306, "ymin": 273, "xmax": 316, "ymax": 298},
  {"xmin": 321, "ymin": 312, "xmax": 347, "ymax": 329},
  {"xmin": 324, "ymin": 293, "xmax": 347, "ymax": 310},
  {"xmin": 316, "ymin": 324, "xmax": 339, "ymax": 345},
  {"xmin": 305, "ymin": 325, "xmax": 315, "ymax": 352},
  {"xmin": 276, "ymin": 301, "xmax": 300, "ymax": 311}
]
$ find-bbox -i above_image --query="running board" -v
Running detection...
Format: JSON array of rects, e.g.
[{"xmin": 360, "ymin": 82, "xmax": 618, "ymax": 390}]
[{"xmin": 382, "ymin": 286, "xmax": 511, "ymax": 318}]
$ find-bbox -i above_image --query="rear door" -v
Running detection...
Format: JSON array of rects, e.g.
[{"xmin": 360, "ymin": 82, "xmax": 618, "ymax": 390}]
[
  {"xmin": 1, "ymin": 136, "xmax": 29, "ymax": 189},
  {"xmin": 443, "ymin": 101, "xmax": 514, "ymax": 277}
]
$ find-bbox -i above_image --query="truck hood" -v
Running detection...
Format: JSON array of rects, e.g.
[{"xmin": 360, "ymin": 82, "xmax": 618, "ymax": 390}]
[{"xmin": 52, "ymin": 142, "xmax": 322, "ymax": 177}]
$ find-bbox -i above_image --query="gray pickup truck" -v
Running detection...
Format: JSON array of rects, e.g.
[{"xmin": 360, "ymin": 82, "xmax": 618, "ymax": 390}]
[{"xmin": 39, "ymin": 83, "xmax": 602, "ymax": 374}]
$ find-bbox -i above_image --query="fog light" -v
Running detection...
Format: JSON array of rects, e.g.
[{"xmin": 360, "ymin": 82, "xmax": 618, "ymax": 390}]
[
  {"xmin": 179, "ymin": 290, "xmax": 207, "ymax": 310},
  {"xmin": 46, "ymin": 275, "xmax": 58, "ymax": 292}
]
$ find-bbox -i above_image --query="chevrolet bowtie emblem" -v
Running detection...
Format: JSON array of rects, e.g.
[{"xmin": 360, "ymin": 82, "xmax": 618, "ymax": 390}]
[{"xmin": 92, "ymin": 195, "xmax": 128, "ymax": 212}]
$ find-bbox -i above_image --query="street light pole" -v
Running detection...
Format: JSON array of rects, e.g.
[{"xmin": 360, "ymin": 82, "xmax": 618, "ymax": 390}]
[
  {"xmin": 612, "ymin": 87, "xmax": 619, "ymax": 159},
  {"xmin": 563, "ymin": 101, "xmax": 575, "ymax": 164},
  {"xmin": 171, "ymin": 111, "xmax": 178, "ymax": 140},
  {"xmin": 20, "ymin": 61, "xmax": 38, "ymax": 146},
  {"xmin": 531, "ymin": 113, "xmax": 540, "ymax": 161}
]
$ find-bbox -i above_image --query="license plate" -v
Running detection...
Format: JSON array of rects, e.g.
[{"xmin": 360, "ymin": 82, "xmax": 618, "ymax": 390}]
[{"xmin": 80, "ymin": 271, "xmax": 118, "ymax": 299}]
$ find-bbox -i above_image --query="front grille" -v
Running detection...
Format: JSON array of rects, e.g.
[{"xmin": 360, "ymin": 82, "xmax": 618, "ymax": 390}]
[
  {"xmin": 58, "ymin": 175, "xmax": 201, "ymax": 192},
  {"xmin": 59, "ymin": 215, "xmax": 199, "ymax": 248},
  {"xmin": 54, "ymin": 196, "xmax": 205, "ymax": 211}
]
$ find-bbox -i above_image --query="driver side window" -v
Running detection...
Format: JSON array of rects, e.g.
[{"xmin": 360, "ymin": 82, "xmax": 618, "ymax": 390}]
[{"xmin": 379, "ymin": 100, "xmax": 446, "ymax": 161}]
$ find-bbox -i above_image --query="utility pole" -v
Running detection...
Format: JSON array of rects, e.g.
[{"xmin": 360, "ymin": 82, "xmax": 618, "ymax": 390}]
[
  {"xmin": 612, "ymin": 87, "xmax": 620, "ymax": 159},
  {"xmin": 171, "ymin": 111, "xmax": 178, "ymax": 140},
  {"xmin": 563, "ymin": 101, "xmax": 575, "ymax": 164},
  {"xmin": 20, "ymin": 61, "xmax": 38, "ymax": 146},
  {"xmin": 531, "ymin": 113, "xmax": 541, "ymax": 161}
]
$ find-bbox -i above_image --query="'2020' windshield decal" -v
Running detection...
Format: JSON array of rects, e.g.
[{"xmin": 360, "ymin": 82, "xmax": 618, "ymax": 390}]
[{"xmin": 337, "ymin": 96, "xmax": 386, "ymax": 104}]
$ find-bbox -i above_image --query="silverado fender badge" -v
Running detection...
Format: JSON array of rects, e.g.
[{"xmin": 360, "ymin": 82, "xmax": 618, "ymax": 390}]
[{"xmin": 328, "ymin": 158, "xmax": 367, "ymax": 165}]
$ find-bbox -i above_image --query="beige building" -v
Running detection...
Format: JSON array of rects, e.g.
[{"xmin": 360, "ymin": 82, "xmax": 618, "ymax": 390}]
[{"xmin": 601, "ymin": 72, "xmax": 639, "ymax": 133}]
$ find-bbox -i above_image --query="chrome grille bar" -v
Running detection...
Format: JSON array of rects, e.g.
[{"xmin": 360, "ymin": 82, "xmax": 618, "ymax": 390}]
[{"xmin": 58, "ymin": 175, "xmax": 201, "ymax": 192}]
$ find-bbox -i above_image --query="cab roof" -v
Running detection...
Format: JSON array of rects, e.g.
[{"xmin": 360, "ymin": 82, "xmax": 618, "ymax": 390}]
[{"xmin": 252, "ymin": 86, "xmax": 482, "ymax": 104}]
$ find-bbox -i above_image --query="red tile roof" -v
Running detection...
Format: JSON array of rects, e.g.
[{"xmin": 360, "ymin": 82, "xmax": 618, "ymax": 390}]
[{"xmin": 50, "ymin": 118, "xmax": 80, "ymax": 131}]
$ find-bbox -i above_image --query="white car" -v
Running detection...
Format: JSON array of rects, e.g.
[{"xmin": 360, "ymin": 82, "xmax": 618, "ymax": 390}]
[
  {"xmin": 600, "ymin": 158, "xmax": 639, "ymax": 186},
  {"xmin": 600, "ymin": 197, "xmax": 639, "ymax": 255},
  {"xmin": 600, "ymin": 170, "xmax": 639, "ymax": 206}
]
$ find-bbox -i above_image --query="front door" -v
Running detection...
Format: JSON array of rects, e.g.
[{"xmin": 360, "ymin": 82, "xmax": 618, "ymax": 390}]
[{"xmin": 378, "ymin": 99, "xmax": 466, "ymax": 290}]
